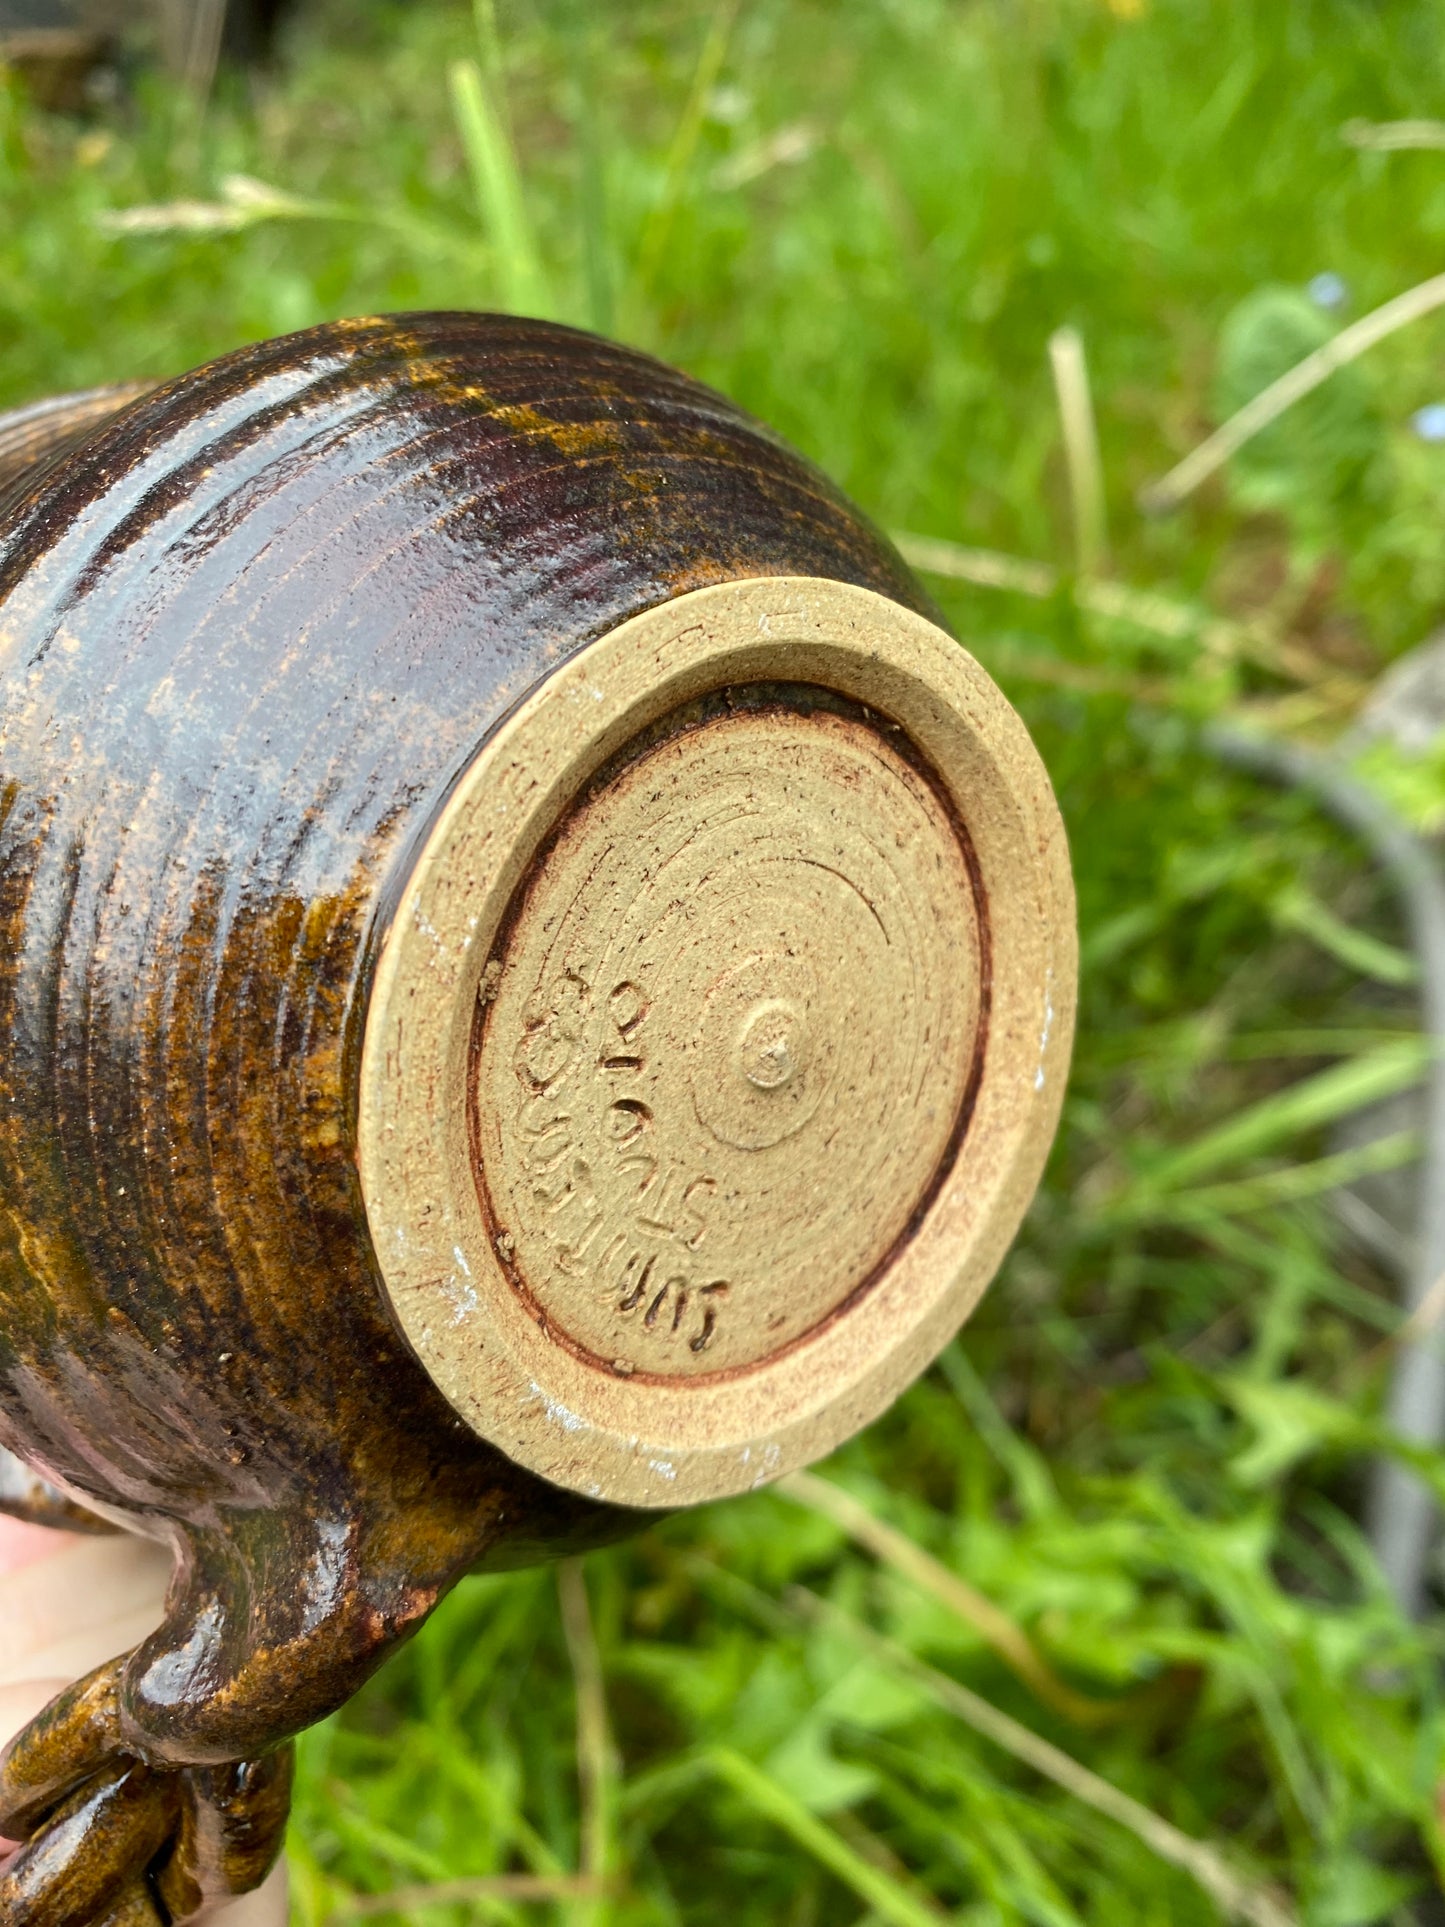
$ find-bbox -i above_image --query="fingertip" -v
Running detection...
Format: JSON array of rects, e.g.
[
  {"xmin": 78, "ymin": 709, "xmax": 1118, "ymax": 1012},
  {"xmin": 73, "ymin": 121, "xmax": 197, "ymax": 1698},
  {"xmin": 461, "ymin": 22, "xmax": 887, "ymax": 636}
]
[{"xmin": 0, "ymin": 1516, "xmax": 80, "ymax": 1576}]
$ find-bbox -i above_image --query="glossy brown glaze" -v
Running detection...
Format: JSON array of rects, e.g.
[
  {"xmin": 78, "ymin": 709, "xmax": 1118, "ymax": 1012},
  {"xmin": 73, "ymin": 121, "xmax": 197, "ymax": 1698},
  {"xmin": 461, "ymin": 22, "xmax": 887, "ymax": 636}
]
[
  {"xmin": 0, "ymin": 383, "xmax": 157, "ymax": 521},
  {"xmin": 0, "ymin": 313, "xmax": 933, "ymax": 1923},
  {"xmin": 0, "ymin": 1441, "xmax": 115, "ymax": 1534}
]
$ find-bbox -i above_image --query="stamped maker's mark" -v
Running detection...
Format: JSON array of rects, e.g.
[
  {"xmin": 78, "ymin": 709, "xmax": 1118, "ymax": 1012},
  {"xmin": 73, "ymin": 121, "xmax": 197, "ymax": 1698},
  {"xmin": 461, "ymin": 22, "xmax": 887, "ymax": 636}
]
[{"xmin": 503, "ymin": 970, "xmax": 731, "ymax": 1356}]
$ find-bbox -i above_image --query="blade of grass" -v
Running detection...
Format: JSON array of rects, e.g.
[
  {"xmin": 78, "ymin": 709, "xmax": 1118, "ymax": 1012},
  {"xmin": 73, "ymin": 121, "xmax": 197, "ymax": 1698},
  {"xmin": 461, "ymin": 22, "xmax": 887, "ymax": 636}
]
[
  {"xmin": 321, "ymin": 1787, "xmax": 458, "ymax": 1884},
  {"xmin": 1226, "ymin": 1027, "xmax": 1422, "ymax": 1061},
  {"xmin": 832, "ymin": 1811, "xmax": 949, "ymax": 1920},
  {"xmin": 778, "ymin": 1472, "xmax": 1128, "ymax": 1727},
  {"xmin": 1192, "ymin": 1211, "xmax": 1407, "ymax": 1338},
  {"xmin": 408, "ymin": 1730, "xmax": 566, "ymax": 1886},
  {"xmin": 1274, "ymin": 887, "xmax": 1421, "ymax": 986},
  {"xmin": 632, "ymin": 0, "xmax": 739, "ymax": 301},
  {"xmin": 562, "ymin": 18, "xmax": 615, "ymax": 335},
  {"xmin": 1124, "ymin": 1037, "xmax": 1429, "ymax": 1197},
  {"xmin": 783, "ymin": 1590, "xmax": 1299, "ymax": 1927},
  {"xmin": 1048, "ymin": 325, "xmax": 1108, "ymax": 577},
  {"xmin": 558, "ymin": 1559, "xmax": 618, "ymax": 1927},
  {"xmin": 704, "ymin": 1747, "xmax": 943, "ymax": 1927},
  {"xmin": 936, "ymin": 1344, "xmax": 1059, "ymax": 1518},
  {"xmin": 449, "ymin": 56, "xmax": 553, "ymax": 317},
  {"xmin": 1130, "ymin": 1128, "xmax": 1420, "ymax": 1226}
]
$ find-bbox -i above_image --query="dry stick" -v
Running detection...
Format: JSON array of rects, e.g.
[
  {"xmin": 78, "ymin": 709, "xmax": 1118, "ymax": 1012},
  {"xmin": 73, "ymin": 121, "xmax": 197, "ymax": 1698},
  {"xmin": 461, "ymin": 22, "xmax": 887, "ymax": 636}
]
[
  {"xmin": 892, "ymin": 530, "xmax": 1311, "ymax": 683},
  {"xmin": 895, "ymin": 533, "xmax": 1055, "ymax": 599},
  {"xmin": 898, "ymin": 528, "xmax": 1371, "ymax": 716},
  {"xmin": 1356, "ymin": 1266, "xmax": 1445, "ymax": 1380},
  {"xmin": 152, "ymin": 0, "xmax": 225, "ymax": 95},
  {"xmin": 896, "ymin": 533, "xmax": 1364, "ymax": 721},
  {"xmin": 1141, "ymin": 268, "xmax": 1445, "ymax": 514},
  {"xmin": 778, "ymin": 1471, "xmax": 1122, "ymax": 1726},
  {"xmin": 1392, "ymin": 1263, "xmax": 1445, "ymax": 1352},
  {"xmin": 327, "ymin": 1873, "xmax": 611, "ymax": 1920},
  {"xmin": 1342, "ymin": 117, "xmax": 1445, "ymax": 152},
  {"xmin": 558, "ymin": 1557, "xmax": 619, "ymax": 1925},
  {"xmin": 184, "ymin": 0, "xmax": 226, "ymax": 96},
  {"xmin": 905, "ymin": 539, "xmax": 1371, "ymax": 724},
  {"xmin": 786, "ymin": 1587, "xmax": 1299, "ymax": 1927},
  {"xmin": 1048, "ymin": 326, "xmax": 1109, "ymax": 577}
]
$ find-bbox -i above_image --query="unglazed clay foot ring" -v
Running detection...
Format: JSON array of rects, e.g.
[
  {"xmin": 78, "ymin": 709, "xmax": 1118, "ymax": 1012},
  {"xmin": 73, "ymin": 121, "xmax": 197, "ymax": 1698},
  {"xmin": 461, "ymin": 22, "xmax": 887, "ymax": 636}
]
[{"xmin": 359, "ymin": 576, "xmax": 1075, "ymax": 1508}]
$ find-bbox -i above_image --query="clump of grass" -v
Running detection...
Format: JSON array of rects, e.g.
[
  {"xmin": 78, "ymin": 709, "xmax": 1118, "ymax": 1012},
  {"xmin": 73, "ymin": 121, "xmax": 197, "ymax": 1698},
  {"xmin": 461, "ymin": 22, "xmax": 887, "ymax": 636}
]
[{"xmin": 7, "ymin": 0, "xmax": 1445, "ymax": 1919}]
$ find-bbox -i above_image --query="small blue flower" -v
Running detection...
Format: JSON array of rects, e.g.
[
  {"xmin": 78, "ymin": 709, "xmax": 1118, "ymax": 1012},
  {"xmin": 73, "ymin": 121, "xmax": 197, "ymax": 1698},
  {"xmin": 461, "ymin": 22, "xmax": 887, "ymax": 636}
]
[
  {"xmin": 1412, "ymin": 403, "xmax": 1445, "ymax": 443},
  {"xmin": 1308, "ymin": 271, "xmax": 1349, "ymax": 311}
]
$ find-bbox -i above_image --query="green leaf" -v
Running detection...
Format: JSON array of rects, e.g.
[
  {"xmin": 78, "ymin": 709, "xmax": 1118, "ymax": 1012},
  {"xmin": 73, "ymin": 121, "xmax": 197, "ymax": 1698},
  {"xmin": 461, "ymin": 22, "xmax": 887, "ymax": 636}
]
[
  {"xmin": 1127, "ymin": 1038, "xmax": 1430, "ymax": 1198},
  {"xmin": 1214, "ymin": 284, "xmax": 1383, "ymax": 510},
  {"xmin": 1273, "ymin": 886, "xmax": 1420, "ymax": 987},
  {"xmin": 1224, "ymin": 1376, "xmax": 1366, "ymax": 1487},
  {"xmin": 1305, "ymin": 1851, "xmax": 1418, "ymax": 1926},
  {"xmin": 448, "ymin": 57, "xmax": 553, "ymax": 317},
  {"xmin": 1154, "ymin": 1128, "xmax": 1420, "ymax": 1223},
  {"xmin": 764, "ymin": 1717, "xmax": 879, "ymax": 1815},
  {"xmin": 705, "ymin": 1748, "xmax": 942, "ymax": 1927}
]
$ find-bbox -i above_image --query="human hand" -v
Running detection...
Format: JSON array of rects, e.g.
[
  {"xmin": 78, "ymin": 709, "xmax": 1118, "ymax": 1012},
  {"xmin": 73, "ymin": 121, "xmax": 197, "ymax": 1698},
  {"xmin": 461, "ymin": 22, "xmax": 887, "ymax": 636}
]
[{"xmin": 0, "ymin": 1513, "xmax": 289, "ymax": 1923}]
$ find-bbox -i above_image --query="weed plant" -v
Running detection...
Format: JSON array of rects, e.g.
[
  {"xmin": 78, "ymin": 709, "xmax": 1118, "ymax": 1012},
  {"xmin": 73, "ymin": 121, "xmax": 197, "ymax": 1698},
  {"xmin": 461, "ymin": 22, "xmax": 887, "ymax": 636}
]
[{"xmin": 5, "ymin": 1, "xmax": 1445, "ymax": 1921}]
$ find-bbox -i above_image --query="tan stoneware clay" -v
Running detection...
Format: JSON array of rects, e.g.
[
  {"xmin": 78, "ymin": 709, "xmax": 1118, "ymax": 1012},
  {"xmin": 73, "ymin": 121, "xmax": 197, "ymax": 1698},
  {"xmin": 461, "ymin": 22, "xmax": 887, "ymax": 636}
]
[{"xmin": 0, "ymin": 313, "xmax": 1076, "ymax": 1924}]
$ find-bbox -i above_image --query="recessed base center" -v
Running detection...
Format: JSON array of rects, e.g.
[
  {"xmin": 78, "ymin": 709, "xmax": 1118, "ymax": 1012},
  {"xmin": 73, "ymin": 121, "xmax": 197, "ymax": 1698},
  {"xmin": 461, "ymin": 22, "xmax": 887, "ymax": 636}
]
[{"xmin": 471, "ymin": 689, "xmax": 983, "ymax": 1383}]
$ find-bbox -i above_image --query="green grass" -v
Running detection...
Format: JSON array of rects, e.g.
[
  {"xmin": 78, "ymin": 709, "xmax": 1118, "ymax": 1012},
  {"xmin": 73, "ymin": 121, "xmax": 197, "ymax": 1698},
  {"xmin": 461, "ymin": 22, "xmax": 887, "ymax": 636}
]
[{"xmin": 7, "ymin": 0, "xmax": 1445, "ymax": 1920}]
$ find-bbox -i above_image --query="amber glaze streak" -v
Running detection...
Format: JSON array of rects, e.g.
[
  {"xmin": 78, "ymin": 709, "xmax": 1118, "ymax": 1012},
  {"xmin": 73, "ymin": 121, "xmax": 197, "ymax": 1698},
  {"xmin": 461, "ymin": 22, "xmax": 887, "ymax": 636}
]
[{"xmin": 0, "ymin": 313, "xmax": 930, "ymax": 1922}]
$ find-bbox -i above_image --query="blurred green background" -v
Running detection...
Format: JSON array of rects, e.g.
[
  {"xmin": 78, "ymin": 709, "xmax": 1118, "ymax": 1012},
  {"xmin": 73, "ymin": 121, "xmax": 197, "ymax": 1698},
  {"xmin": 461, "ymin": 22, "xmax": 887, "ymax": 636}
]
[{"xmin": 8, "ymin": 1, "xmax": 1445, "ymax": 1921}]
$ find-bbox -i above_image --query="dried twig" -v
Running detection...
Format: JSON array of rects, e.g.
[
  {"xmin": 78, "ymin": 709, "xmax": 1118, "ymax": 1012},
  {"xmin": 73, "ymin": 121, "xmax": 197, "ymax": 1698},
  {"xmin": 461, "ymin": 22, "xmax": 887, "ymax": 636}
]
[
  {"xmin": 1390, "ymin": 1264, "xmax": 1445, "ymax": 1354},
  {"xmin": 1049, "ymin": 325, "xmax": 1108, "ymax": 576},
  {"xmin": 778, "ymin": 1471, "xmax": 1126, "ymax": 1726},
  {"xmin": 97, "ymin": 174, "xmax": 322, "ymax": 235},
  {"xmin": 153, "ymin": 0, "xmax": 226, "ymax": 95},
  {"xmin": 893, "ymin": 530, "xmax": 1308, "ymax": 682},
  {"xmin": 896, "ymin": 532, "xmax": 1056, "ymax": 598},
  {"xmin": 326, "ymin": 1873, "xmax": 611, "ymax": 1919},
  {"xmin": 1342, "ymin": 117, "xmax": 1445, "ymax": 152}
]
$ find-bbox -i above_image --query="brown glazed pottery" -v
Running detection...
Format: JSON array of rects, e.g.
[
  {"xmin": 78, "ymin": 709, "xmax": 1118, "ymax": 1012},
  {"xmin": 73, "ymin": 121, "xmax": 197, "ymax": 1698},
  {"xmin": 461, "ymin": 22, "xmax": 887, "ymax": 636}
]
[{"xmin": 0, "ymin": 313, "xmax": 1075, "ymax": 1924}]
